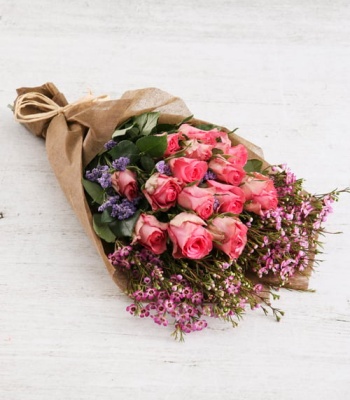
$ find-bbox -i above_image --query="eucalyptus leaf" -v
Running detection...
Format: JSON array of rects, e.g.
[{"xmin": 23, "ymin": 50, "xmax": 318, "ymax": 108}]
[
  {"xmin": 194, "ymin": 123, "xmax": 221, "ymax": 131},
  {"xmin": 134, "ymin": 112, "xmax": 160, "ymax": 135},
  {"xmin": 177, "ymin": 114, "xmax": 194, "ymax": 126},
  {"xmin": 212, "ymin": 148, "xmax": 224, "ymax": 155},
  {"xmin": 101, "ymin": 208, "xmax": 115, "ymax": 224},
  {"xmin": 244, "ymin": 159, "xmax": 263, "ymax": 173},
  {"xmin": 140, "ymin": 155, "xmax": 155, "ymax": 173},
  {"xmin": 109, "ymin": 140, "xmax": 140, "ymax": 163},
  {"xmin": 136, "ymin": 135, "xmax": 167, "ymax": 158},
  {"xmin": 82, "ymin": 178, "xmax": 104, "ymax": 205},
  {"xmin": 127, "ymin": 126, "xmax": 140, "ymax": 139},
  {"xmin": 93, "ymin": 214, "xmax": 116, "ymax": 243},
  {"xmin": 112, "ymin": 126, "xmax": 132, "ymax": 139},
  {"xmin": 154, "ymin": 123, "xmax": 178, "ymax": 134},
  {"xmin": 109, "ymin": 210, "xmax": 141, "ymax": 238}
]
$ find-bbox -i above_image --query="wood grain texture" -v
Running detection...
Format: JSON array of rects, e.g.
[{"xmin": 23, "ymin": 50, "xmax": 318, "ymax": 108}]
[{"xmin": 1, "ymin": 1, "xmax": 349, "ymax": 399}]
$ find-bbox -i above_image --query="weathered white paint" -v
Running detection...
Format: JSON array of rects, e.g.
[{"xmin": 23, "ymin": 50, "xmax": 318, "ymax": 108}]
[{"xmin": 0, "ymin": 1, "xmax": 349, "ymax": 399}]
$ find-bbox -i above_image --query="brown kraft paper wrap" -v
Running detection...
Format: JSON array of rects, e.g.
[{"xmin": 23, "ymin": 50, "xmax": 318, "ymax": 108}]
[{"xmin": 13, "ymin": 82, "xmax": 312, "ymax": 293}]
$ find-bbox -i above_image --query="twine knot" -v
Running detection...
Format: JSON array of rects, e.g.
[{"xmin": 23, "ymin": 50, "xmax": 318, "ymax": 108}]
[{"xmin": 14, "ymin": 91, "xmax": 109, "ymax": 123}]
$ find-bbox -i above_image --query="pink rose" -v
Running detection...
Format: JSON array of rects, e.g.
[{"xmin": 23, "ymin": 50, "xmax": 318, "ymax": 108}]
[
  {"xmin": 208, "ymin": 156, "xmax": 246, "ymax": 186},
  {"xmin": 132, "ymin": 214, "xmax": 168, "ymax": 254},
  {"xmin": 164, "ymin": 133, "xmax": 181, "ymax": 157},
  {"xmin": 206, "ymin": 180, "xmax": 245, "ymax": 214},
  {"xmin": 178, "ymin": 124, "xmax": 217, "ymax": 146},
  {"xmin": 177, "ymin": 185, "xmax": 216, "ymax": 220},
  {"xmin": 111, "ymin": 169, "xmax": 139, "ymax": 201},
  {"xmin": 169, "ymin": 157, "xmax": 208, "ymax": 184},
  {"xmin": 241, "ymin": 172, "xmax": 278, "ymax": 215},
  {"xmin": 168, "ymin": 212, "xmax": 213, "ymax": 259},
  {"xmin": 208, "ymin": 216, "xmax": 247, "ymax": 259},
  {"xmin": 225, "ymin": 144, "xmax": 248, "ymax": 167},
  {"xmin": 213, "ymin": 131, "xmax": 232, "ymax": 154},
  {"xmin": 143, "ymin": 173, "xmax": 182, "ymax": 211},
  {"xmin": 183, "ymin": 139, "xmax": 213, "ymax": 161}
]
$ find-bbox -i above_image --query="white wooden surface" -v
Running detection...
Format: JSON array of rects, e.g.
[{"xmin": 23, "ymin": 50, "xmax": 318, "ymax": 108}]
[{"xmin": 1, "ymin": 1, "xmax": 350, "ymax": 399}]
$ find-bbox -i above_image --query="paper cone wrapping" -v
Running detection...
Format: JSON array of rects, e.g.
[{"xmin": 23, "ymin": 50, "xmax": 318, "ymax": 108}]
[{"xmin": 14, "ymin": 83, "xmax": 311, "ymax": 292}]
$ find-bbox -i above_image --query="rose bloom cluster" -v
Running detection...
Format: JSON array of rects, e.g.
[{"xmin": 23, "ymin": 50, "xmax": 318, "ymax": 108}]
[
  {"xmin": 109, "ymin": 124, "xmax": 279, "ymax": 262},
  {"xmin": 85, "ymin": 118, "xmax": 344, "ymax": 339}
]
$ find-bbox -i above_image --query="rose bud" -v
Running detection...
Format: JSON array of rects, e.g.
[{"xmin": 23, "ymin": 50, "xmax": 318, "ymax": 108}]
[
  {"xmin": 178, "ymin": 124, "xmax": 218, "ymax": 145},
  {"xmin": 208, "ymin": 216, "xmax": 247, "ymax": 260},
  {"xmin": 143, "ymin": 173, "xmax": 182, "ymax": 211},
  {"xmin": 168, "ymin": 212, "xmax": 213, "ymax": 259},
  {"xmin": 225, "ymin": 144, "xmax": 248, "ymax": 167},
  {"xmin": 183, "ymin": 139, "xmax": 213, "ymax": 161},
  {"xmin": 132, "ymin": 214, "xmax": 168, "ymax": 255},
  {"xmin": 177, "ymin": 185, "xmax": 216, "ymax": 220},
  {"xmin": 163, "ymin": 133, "xmax": 181, "ymax": 157},
  {"xmin": 212, "ymin": 131, "xmax": 233, "ymax": 154},
  {"xmin": 241, "ymin": 172, "xmax": 278, "ymax": 215},
  {"xmin": 111, "ymin": 169, "xmax": 139, "ymax": 201},
  {"xmin": 169, "ymin": 157, "xmax": 208, "ymax": 184},
  {"xmin": 206, "ymin": 180, "xmax": 246, "ymax": 214},
  {"xmin": 208, "ymin": 156, "xmax": 246, "ymax": 186}
]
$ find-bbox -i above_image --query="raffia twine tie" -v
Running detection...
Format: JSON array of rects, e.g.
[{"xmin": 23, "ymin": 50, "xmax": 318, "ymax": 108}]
[{"xmin": 14, "ymin": 91, "xmax": 110, "ymax": 123}]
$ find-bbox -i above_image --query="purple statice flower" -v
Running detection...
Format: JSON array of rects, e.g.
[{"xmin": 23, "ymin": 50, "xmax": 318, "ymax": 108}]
[
  {"xmin": 202, "ymin": 170, "xmax": 217, "ymax": 182},
  {"xmin": 155, "ymin": 160, "xmax": 172, "ymax": 175},
  {"xmin": 98, "ymin": 196, "xmax": 138, "ymax": 220},
  {"xmin": 98, "ymin": 196, "xmax": 120, "ymax": 212},
  {"xmin": 85, "ymin": 165, "xmax": 109, "ymax": 182},
  {"xmin": 111, "ymin": 198, "xmax": 138, "ymax": 220},
  {"xmin": 213, "ymin": 198, "xmax": 220, "ymax": 212},
  {"xmin": 104, "ymin": 140, "xmax": 117, "ymax": 150},
  {"xmin": 97, "ymin": 171, "xmax": 112, "ymax": 188},
  {"xmin": 112, "ymin": 157, "xmax": 130, "ymax": 171}
]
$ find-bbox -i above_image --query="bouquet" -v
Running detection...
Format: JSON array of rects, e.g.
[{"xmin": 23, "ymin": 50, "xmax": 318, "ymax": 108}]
[{"xmin": 13, "ymin": 83, "xmax": 346, "ymax": 340}]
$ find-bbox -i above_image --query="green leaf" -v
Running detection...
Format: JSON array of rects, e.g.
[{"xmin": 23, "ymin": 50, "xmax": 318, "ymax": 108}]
[
  {"xmin": 140, "ymin": 155, "xmax": 155, "ymax": 173},
  {"xmin": 93, "ymin": 214, "xmax": 116, "ymax": 243},
  {"xmin": 109, "ymin": 140, "xmax": 140, "ymax": 163},
  {"xmin": 112, "ymin": 126, "xmax": 132, "ymax": 139},
  {"xmin": 177, "ymin": 114, "xmax": 194, "ymax": 125},
  {"xmin": 212, "ymin": 148, "xmax": 224, "ymax": 155},
  {"xmin": 136, "ymin": 135, "xmax": 167, "ymax": 158},
  {"xmin": 134, "ymin": 112, "xmax": 160, "ymax": 135},
  {"xmin": 101, "ymin": 208, "xmax": 115, "ymax": 224},
  {"xmin": 154, "ymin": 123, "xmax": 178, "ymax": 134},
  {"xmin": 244, "ymin": 159, "xmax": 263, "ymax": 173},
  {"xmin": 126, "ymin": 126, "xmax": 140, "ymax": 139},
  {"xmin": 109, "ymin": 210, "xmax": 141, "ymax": 238},
  {"xmin": 82, "ymin": 178, "xmax": 104, "ymax": 205},
  {"xmin": 194, "ymin": 123, "xmax": 221, "ymax": 131}
]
